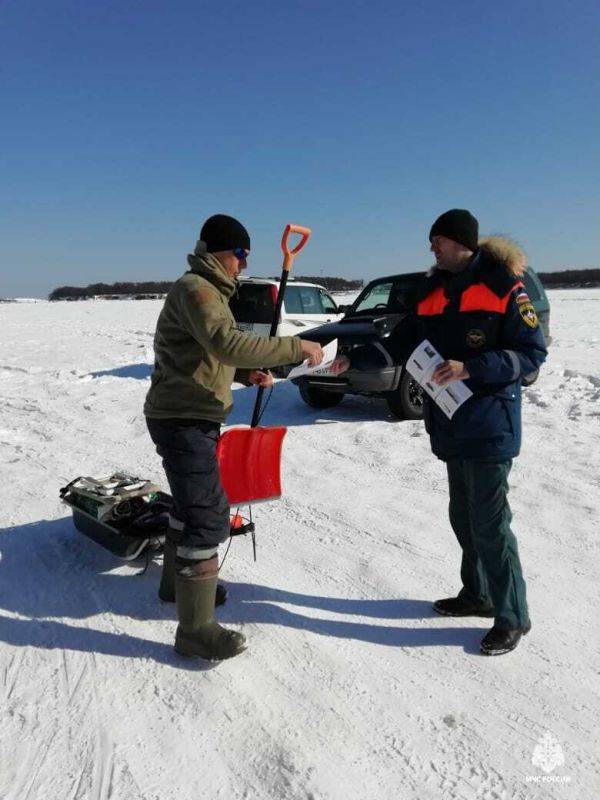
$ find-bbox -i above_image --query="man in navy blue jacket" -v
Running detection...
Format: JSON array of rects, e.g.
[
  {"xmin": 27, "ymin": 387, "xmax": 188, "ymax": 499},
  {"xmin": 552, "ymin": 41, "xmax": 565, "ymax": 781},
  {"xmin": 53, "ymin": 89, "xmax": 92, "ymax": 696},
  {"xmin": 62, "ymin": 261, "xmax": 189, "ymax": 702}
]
[{"xmin": 348, "ymin": 209, "xmax": 547, "ymax": 655}]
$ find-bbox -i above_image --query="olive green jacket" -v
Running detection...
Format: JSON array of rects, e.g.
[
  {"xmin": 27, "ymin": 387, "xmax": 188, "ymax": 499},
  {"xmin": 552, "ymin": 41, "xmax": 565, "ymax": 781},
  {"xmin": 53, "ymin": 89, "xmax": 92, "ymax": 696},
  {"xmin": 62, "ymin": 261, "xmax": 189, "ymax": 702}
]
[{"xmin": 144, "ymin": 253, "xmax": 303, "ymax": 423}]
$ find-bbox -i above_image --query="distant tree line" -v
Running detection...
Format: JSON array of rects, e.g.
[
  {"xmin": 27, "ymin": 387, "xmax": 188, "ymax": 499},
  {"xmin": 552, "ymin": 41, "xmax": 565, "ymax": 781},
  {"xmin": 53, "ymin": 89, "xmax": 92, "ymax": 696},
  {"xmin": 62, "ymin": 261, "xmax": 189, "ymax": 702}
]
[
  {"xmin": 291, "ymin": 276, "xmax": 363, "ymax": 292},
  {"xmin": 537, "ymin": 269, "xmax": 600, "ymax": 288},
  {"xmin": 46, "ymin": 270, "xmax": 600, "ymax": 300},
  {"xmin": 48, "ymin": 276, "xmax": 364, "ymax": 300},
  {"xmin": 49, "ymin": 281, "xmax": 173, "ymax": 300}
]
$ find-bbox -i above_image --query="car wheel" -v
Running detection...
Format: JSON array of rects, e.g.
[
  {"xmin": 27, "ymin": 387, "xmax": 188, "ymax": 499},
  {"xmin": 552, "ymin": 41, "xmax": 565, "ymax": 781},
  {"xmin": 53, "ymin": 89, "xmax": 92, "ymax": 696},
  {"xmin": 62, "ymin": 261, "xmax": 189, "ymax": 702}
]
[
  {"xmin": 386, "ymin": 370, "xmax": 424, "ymax": 420},
  {"xmin": 299, "ymin": 382, "xmax": 344, "ymax": 409}
]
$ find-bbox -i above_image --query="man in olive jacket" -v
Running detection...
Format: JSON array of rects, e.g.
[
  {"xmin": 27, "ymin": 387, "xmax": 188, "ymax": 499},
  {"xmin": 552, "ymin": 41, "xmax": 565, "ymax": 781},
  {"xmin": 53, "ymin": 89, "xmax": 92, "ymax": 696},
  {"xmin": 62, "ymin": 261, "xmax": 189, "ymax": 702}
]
[{"xmin": 145, "ymin": 214, "xmax": 322, "ymax": 661}]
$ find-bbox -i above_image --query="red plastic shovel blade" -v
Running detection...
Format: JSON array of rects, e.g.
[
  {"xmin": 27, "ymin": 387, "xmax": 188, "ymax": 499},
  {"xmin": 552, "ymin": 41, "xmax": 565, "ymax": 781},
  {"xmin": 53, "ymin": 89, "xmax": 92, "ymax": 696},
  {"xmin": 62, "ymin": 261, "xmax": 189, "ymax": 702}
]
[{"xmin": 217, "ymin": 426, "xmax": 288, "ymax": 505}]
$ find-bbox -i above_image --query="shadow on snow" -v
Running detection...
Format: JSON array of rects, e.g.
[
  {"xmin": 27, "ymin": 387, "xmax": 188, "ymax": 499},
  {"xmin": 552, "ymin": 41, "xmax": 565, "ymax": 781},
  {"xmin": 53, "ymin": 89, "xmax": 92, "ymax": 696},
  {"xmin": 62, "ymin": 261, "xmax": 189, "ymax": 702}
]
[
  {"xmin": 0, "ymin": 517, "xmax": 483, "ymax": 663},
  {"xmin": 227, "ymin": 380, "xmax": 397, "ymax": 427},
  {"xmin": 88, "ymin": 363, "xmax": 153, "ymax": 380},
  {"xmin": 84, "ymin": 363, "xmax": 400, "ymax": 427}
]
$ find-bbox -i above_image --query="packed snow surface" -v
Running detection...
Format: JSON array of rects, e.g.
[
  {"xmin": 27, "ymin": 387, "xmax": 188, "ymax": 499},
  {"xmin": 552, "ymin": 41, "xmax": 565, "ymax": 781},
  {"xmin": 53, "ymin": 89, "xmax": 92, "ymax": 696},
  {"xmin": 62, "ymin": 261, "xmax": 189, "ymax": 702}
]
[{"xmin": 1, "ymin": 290, "xmax": 599, "ymax": 799}]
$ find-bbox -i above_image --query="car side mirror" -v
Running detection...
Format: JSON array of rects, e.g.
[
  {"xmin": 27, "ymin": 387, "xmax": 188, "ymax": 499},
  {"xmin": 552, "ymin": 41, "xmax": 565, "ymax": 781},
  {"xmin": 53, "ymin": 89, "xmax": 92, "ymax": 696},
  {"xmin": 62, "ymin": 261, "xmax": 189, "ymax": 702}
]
[{"xmin": 337, "ymin": 304, "xmax": 350, "ymax": 313}]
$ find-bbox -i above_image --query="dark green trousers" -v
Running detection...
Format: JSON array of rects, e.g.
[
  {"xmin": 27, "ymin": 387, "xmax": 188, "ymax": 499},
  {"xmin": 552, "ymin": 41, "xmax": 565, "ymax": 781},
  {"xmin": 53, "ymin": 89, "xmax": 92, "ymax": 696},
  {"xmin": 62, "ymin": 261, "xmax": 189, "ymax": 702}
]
[{"xmin": 446, "ymin": 459, "xmax": 529, "ymax": 630}]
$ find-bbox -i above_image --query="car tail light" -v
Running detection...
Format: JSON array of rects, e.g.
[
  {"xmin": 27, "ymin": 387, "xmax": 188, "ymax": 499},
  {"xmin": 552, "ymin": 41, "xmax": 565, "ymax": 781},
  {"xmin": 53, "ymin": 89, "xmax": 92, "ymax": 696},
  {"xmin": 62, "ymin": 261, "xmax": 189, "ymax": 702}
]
[{"xmin": 270, "ymin": 285, "xmax": 278, "ymax": 306}]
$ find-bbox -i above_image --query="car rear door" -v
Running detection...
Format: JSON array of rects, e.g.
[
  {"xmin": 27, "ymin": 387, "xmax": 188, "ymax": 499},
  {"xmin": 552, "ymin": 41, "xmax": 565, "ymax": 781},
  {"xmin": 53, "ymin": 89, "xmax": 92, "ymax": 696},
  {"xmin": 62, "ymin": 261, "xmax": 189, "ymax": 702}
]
[{"xmin": 229, "ymin": 283, "xmax": 276, "ymax": 336}]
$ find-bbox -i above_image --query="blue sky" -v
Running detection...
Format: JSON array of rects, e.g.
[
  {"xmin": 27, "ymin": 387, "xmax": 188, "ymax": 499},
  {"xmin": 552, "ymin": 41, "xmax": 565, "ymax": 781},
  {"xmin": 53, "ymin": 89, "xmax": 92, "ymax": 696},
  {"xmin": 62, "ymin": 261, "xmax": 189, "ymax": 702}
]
[{"xmin": 1, "ymin": 0, "xmax": 599, "ymax": 297}]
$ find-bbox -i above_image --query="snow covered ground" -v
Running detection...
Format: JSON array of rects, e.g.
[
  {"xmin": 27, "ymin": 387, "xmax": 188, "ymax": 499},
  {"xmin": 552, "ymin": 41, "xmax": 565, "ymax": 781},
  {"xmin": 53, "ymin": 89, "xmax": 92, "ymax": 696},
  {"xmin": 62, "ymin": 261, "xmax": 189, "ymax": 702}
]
[{"xmin": 0, "ymin": 290, "xmax": 599, "ymax": 799}]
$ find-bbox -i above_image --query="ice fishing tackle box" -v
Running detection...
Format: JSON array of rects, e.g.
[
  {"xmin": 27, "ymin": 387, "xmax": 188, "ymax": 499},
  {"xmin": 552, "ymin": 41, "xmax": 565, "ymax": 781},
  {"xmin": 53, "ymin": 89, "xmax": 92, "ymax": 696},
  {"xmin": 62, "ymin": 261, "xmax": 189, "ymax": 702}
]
[{"xmin": 60, "ymin": 473, "xmax": 172, "ymax": 560}]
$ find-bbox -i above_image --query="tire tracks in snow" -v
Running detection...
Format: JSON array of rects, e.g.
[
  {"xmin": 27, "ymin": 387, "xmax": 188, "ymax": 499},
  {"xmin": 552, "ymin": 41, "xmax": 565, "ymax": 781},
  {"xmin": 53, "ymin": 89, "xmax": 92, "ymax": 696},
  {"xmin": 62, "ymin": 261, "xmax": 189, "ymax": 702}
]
[
  {"xmin": 1, "ymin": 647, "xmax": 24, "ymax": 703},
  {"xmin": 4, "ymin": 728, "xmax": 53, "ymax": 800},
  {"xmin": 90, "ymin": 728, "xmax": 115, "ymax": 800}
]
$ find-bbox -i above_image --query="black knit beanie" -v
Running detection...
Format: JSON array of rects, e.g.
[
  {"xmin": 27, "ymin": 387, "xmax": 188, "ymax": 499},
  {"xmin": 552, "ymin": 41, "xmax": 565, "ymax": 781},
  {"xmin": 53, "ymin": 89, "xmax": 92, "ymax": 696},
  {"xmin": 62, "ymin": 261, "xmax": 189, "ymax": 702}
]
[
  {"xmin": 429, "ymin": 209, "xmax": 478, "ymax": 251},
  {"xmin": 196, "ymin": 214, "xmax": 250, "ymax": 254}
]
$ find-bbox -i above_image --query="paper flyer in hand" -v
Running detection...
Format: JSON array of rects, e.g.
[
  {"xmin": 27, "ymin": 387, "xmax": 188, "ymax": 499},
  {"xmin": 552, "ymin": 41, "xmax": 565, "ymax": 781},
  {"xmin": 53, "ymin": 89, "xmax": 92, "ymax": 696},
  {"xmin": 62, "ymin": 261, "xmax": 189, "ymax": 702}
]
[
  {"xmin": 406, "ymin": 339, "xmax": 472, "ymax": 419},
  {"xmin": 287, "ymin": 339, "xmax": 339, "ymax": 380}
]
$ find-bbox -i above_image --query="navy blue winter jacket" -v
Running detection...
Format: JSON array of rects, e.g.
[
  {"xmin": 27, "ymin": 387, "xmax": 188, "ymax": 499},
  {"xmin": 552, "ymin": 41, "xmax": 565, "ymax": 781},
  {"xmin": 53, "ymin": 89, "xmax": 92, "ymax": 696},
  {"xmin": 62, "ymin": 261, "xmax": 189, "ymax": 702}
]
[{"xmin": 352, "ymin": 237, "xmax": 548, "ymax": 462}]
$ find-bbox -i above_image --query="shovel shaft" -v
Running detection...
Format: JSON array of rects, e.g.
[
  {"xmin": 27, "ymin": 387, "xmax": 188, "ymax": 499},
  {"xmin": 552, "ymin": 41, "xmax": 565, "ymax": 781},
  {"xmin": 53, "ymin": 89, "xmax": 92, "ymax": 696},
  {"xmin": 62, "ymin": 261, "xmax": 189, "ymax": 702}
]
[
  {"xmin": 269, "ymin": 271, "xmax": 290, "ymax": 337},
  {"xmin": 250, "ymin": 385, "xmax": 266, "ymax": 427},
  {"xmin": 249, "ymin": 270, "xmax": 290, "ymax": 426},
  {"xmin": 250, "ymin": 224, "xmax": 311, "ymax": 428}
]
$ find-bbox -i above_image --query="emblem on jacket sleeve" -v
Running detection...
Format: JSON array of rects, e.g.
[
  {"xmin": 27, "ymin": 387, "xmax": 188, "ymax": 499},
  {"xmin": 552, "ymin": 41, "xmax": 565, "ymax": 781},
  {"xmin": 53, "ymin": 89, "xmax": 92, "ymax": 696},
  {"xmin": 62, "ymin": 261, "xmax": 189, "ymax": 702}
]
[
  {"xmin": 516, "ymin": 291, "xmax": 539, "ymax": 329},
  {"xmin": 466, "ymin": 328, "xmax": 486, "ymax": 348}
]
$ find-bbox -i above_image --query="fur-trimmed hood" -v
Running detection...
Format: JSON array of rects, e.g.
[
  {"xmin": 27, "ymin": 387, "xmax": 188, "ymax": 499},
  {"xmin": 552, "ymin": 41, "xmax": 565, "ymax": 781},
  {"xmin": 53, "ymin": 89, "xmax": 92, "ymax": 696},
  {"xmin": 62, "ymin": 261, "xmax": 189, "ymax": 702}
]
[
  {"xmin": 427, "ymin": 236, "xmax": 527, "ymax": 280},
  {"xmin": 477, "ymin": 236, "xmax": 526, "ymax": 277}
]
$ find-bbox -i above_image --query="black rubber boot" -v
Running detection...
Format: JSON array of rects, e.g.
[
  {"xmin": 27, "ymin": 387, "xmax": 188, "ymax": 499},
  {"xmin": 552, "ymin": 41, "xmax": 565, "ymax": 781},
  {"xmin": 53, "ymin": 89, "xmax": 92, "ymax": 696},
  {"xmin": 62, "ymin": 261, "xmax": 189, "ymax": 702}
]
[
  {"xmin": 174, "ymin": 555, "xmax": 246, "ymax": 661},
  {"xmin": 433, "ymin": 595, "xmax": 494, "ymax": 617},
  {"xmin": 480, "ymin": 622, "xmax": 531, "ymax": 656},
  {"xmin": 159, "ymin": 534, "xmax": 228, "ymax": 606}
]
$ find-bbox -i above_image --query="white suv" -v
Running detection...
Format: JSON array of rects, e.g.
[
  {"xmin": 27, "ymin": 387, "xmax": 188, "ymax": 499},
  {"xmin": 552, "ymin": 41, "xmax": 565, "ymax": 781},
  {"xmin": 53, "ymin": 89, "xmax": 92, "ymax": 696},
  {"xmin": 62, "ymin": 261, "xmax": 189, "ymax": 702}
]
[{"xmin": 229, "ymin": 277, "xmax": 343, "ymax": 337}]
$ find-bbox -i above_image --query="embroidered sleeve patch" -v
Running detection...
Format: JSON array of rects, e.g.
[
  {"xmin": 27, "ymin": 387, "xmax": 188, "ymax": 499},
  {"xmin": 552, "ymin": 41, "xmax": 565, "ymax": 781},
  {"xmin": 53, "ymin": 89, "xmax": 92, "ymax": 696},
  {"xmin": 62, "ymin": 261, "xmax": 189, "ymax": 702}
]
[{"xmin": 517, "ymin": 296, "xmax": 539, "ymax": 329}]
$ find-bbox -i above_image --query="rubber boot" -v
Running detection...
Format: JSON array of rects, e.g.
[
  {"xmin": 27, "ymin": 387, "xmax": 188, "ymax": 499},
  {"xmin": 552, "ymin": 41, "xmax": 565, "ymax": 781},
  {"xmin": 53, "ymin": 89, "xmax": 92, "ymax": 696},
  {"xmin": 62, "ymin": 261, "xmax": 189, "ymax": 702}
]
[
  {"xmin": 159, "ymin": 532, "xmax": 228, "ymax": 607},
  {"xmin": 174, "ymin": 555, "xmax": 246, "ymax": 661}
]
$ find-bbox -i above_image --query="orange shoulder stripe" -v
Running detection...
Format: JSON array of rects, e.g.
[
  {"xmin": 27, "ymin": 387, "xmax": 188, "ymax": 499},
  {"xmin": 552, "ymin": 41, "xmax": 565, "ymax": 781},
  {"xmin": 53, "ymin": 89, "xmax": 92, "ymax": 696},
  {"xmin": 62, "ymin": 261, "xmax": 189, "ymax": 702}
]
[
  {"xmin": 417, "ymin": 285, "xmax": 449, "ymax": 316},
  {"xmin": 459, "ymin": 282, "xmax": 517, "ymax": 314}
]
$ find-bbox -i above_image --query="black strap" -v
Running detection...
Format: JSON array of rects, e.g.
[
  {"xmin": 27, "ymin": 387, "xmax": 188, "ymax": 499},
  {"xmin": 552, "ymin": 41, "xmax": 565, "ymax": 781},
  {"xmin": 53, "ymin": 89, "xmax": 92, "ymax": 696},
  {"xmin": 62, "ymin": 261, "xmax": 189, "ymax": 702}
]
[{"xmin": 59, "ymin": 477, "xmax": 82, "ymax": 498}]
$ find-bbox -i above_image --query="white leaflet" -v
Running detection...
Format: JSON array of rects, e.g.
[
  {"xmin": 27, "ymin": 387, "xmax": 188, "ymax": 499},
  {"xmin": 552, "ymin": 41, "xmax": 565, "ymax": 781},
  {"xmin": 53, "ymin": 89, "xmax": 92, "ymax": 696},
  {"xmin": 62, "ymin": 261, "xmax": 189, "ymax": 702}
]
[
  {"xmin": 287, "ymin": 339, "xmax": 339, "ymax": 380},
  {"xmin": 406, "ymin": 339, "xmax": 472, "ymax": 419}
]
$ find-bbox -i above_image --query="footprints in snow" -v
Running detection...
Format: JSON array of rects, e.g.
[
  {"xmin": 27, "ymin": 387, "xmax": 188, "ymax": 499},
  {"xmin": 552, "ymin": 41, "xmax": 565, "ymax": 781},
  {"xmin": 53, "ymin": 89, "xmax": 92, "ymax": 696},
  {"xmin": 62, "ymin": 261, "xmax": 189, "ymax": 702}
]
[{"xmin": 525, "ymin": 367, "xmax": 600, "ymax": 420}]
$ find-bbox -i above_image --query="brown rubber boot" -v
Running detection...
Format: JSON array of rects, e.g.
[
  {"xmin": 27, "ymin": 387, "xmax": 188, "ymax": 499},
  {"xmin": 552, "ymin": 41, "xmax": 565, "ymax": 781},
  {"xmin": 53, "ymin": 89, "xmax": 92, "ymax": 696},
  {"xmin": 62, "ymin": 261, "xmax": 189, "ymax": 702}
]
[{"xmin": 174, "ymin": 555, "xmax": 246, "ymax": 661}]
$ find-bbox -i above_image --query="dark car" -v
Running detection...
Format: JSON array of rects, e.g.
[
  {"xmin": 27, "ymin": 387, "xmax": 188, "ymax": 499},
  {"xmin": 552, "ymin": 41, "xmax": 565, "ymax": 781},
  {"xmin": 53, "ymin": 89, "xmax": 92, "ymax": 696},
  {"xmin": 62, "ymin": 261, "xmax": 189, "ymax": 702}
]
[{"xmin": 294, "ymin": 268, "xmax": 550, "ymax": 420}]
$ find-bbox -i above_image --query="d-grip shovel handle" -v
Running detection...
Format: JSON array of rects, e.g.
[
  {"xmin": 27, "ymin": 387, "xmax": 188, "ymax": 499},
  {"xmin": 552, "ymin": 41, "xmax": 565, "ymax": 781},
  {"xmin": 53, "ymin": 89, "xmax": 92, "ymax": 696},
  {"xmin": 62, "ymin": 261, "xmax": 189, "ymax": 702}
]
[{"xmin": 281, "ymin": 224, "xmax": 312, "ymax": 271}]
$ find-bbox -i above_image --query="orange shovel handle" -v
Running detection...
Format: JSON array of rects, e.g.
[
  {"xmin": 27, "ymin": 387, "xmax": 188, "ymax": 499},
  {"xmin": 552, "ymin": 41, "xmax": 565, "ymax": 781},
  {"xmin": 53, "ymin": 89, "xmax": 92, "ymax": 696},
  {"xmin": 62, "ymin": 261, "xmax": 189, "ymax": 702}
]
[{"xmin": 281, "ymin": 224, "xmax": 312, "ymax": 271}]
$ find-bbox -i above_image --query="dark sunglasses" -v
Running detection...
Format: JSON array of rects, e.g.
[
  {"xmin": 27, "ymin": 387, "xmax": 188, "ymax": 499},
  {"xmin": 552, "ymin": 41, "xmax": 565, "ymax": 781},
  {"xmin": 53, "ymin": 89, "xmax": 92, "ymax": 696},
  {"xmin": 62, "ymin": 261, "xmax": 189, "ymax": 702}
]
[{"xmin": 233, "ymin": 248, "xmax": 249, "ymax": 260}]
